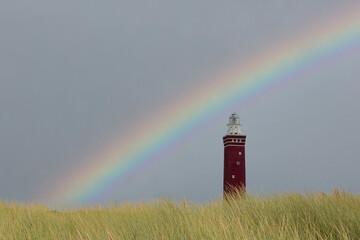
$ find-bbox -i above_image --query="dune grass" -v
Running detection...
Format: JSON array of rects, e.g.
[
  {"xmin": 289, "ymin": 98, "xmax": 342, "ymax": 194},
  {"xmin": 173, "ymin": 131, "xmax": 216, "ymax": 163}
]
[{"xmin": 0, "ymin": 189, "xmax": 359, "ymax": 239}]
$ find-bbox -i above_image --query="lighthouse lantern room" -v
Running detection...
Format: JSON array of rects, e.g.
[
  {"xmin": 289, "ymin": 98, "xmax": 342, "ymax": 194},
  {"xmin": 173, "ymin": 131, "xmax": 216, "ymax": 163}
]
[{"xmin": 223, "ymin": 113, "xmax": 246, "ymax": 196}]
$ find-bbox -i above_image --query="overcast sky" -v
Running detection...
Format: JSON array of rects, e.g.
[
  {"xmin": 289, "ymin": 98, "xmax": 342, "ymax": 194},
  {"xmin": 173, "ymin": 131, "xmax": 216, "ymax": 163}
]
[{"xmin": 1, "ymin": 1, "xmax": 359, "ymax": 205}]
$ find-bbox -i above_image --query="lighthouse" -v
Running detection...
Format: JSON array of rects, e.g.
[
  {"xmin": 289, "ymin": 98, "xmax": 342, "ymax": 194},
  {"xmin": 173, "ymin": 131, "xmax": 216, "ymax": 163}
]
[{"xmin": 223, "ymin": 113, "xmax": 246, "ymax": 196}]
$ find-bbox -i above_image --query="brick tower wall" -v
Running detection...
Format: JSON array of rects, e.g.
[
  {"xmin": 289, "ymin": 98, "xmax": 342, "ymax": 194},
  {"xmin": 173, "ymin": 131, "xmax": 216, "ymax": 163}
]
[{"xmin": 223, "ymin": 135, "xmax": 246, "ymax": 195}]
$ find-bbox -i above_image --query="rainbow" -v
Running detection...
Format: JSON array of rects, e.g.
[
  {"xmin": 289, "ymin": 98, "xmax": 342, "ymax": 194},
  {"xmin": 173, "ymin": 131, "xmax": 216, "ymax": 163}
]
[{"xmin": 45, "ymin": 4, "xmax": 360, "ymax": 204}]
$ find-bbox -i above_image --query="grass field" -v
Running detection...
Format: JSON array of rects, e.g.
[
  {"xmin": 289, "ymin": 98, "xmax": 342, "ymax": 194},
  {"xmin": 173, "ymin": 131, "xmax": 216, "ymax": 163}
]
[{"xmin": 0, "ymin": 189, "xmax": 359, "ymax": 239}]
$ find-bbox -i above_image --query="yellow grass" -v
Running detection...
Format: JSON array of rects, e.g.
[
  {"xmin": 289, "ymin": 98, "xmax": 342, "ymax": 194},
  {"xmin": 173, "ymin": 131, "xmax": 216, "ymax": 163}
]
[{"xmin": 0, "ymin": 189, "xmax": 359, "ymax": 239}]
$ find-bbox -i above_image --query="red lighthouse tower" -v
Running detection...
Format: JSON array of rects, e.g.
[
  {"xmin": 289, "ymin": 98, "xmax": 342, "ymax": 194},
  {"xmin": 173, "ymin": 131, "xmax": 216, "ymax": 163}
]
[{"xmin": 223, "ymin": 113, "xmax": 246, "ymax": 196}]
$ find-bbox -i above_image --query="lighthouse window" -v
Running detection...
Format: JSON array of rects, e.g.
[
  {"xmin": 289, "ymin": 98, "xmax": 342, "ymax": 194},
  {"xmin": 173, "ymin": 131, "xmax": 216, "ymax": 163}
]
[
  {"xmin": 232, "ymin": 139, "xmax": 234, "ymax": 142},
  {"xmin": 232, "ymin": 175, "xmax": 235, "ymax": 179},
  {"xmin": 239, "ymin": 152, "xmax": 242, "ymax": 155},
  {"xmin": 236, "ymin": 161, "xmax": 240, "ymax": 166}
]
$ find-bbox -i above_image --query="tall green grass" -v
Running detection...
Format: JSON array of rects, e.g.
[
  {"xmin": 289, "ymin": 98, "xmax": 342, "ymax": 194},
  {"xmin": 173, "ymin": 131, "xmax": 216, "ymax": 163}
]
[{"xmin": 0, "ymin": 189, "xmax": 359, "ymax": 239}]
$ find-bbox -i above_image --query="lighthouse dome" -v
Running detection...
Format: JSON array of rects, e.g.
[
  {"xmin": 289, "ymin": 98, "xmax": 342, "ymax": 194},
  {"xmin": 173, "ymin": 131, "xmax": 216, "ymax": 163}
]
[
  {"xmin": 227, "ymin": 113, "xmax": 242, "ymax": 135},
  {"xmin": 229, "ymin": 113, "xmax": 240, "ymax": 124}
]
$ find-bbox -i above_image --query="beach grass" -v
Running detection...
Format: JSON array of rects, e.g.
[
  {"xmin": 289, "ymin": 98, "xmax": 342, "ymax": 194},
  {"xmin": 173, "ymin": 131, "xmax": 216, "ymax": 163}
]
[{"xmin": 0, "ymin": 189, "xmax": 359, "ymax": 239}]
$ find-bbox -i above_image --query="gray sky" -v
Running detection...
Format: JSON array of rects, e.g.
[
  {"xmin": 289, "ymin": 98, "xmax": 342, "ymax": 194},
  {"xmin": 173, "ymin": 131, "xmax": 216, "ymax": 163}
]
[{"xmin": 1, "ymin": 1, "xmax": 359, "ymax": 205}]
